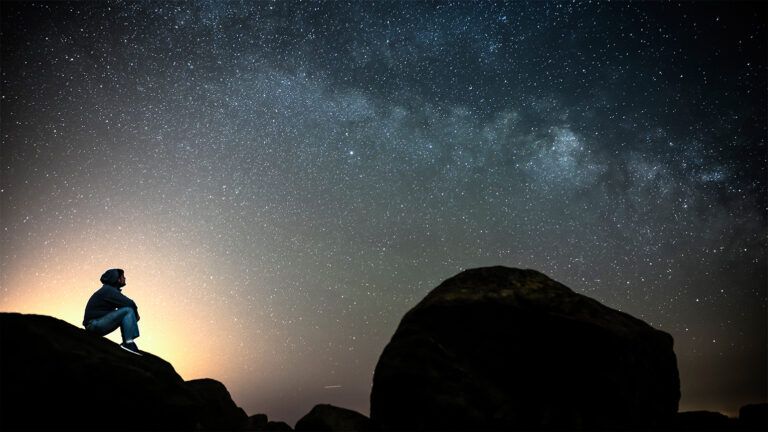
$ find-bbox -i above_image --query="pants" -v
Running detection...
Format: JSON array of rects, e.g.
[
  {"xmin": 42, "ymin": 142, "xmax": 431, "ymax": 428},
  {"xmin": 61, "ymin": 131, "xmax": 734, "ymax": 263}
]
[{"xmin": 86, "ymin": 307, "xmax": 140, "ymax": 343}]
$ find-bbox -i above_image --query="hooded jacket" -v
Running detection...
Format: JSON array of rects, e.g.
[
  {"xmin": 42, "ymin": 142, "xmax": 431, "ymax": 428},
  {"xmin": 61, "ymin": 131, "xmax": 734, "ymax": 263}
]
[{"xmin": 82, "ymin": 269, "xmax": 140, "ymax": 327}]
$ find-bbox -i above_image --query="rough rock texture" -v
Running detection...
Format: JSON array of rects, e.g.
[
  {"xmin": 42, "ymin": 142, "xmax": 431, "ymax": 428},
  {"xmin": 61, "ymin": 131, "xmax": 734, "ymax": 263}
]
[
  {"xmin": 0, "ymin": 312, "xmax": 247, "ymax": 430},
  {"xmin": 370, "ymin": 266, "xmax": 680, "ymax": 431},
  {"xmin": 295, "ymin": 404, "xmax": 375, "ymax": 431}
]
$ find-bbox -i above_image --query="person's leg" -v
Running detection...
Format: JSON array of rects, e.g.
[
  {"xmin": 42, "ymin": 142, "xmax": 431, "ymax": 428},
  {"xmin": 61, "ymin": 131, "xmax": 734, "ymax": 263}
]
[
  {"xmin": 87, "ymin": 307, "xmax": 139, "ymax": 343},
  {"xmin": 119, "ymin": 307, "xmax": 140, "ymax": 343},
  {"xmin": 86, "ymin": 308, "xmax": 125, "ymax": 336}
]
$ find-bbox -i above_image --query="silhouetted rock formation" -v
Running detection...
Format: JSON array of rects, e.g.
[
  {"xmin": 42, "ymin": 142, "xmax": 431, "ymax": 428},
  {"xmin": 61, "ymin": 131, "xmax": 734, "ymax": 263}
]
[
  {"xmin": 266, "ymin": 421, "xmax": 294, "ymax": 431},
  {"xmin": 370, "ymin": 266, "xmax": 681, "ymax": 431},
  {"xmin": 0, "ymin": 313, "xmax": 247, "ymax": 430},
  {"xmin": 740, "ymin": 403, "xmax": 768, "ymax": 430},
  {"xmin": 673, "ymin": 411, "xmax": 736, "ymax": 430},
  {"xmin": 244, "ymin": 413, "xmax": 294, "ymax": 431},
  {"xmin": 186, "ymin": 378, "xmax": 249, "ymax": 430},
  {"xmin": 246, "ymin": 414, "xmax": 269, "ymax": 430},
  {"xmin": 295, "ymin": 404, "xmax": 374, "ymax": 431}
]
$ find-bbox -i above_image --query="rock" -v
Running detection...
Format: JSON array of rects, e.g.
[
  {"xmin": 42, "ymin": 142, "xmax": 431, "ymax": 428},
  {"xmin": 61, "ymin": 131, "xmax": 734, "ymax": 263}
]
[
  {"xmin": 370, "ymin": 266, "xmax": 680, "ymax": 431},
  {"xmin": 0, "ymin": 312, "xmax": 246, "ymax": 430},
  {"xmin": 740, "ymin": 403, "xmax": 768, "ymax": 430},
  {"xmin": 266, "ymin": 420, "xmax": 294, "ymax": 431},
  {"xmin": 246, "ymin": 413, "xmax": 269, "ymax": 430},
  {"xmin": 295, "ymin": 404, "xmax": 375, "ymax": 431},
  {"xmin": 185, "ymin": 378, "xmax": 248, "ymax": 430},
  {"xmin": 673, "ymin": 411, "xmax": 736, "ymax": 430},
  {"xmin": 244, "ymin": 413, "xmax": 292, "ymax": 431}
]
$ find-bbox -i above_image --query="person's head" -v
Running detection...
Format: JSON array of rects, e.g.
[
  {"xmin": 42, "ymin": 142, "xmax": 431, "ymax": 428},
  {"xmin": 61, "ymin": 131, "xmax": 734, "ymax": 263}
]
[{"xmin": 100, "ymin": 268, "xmax": 126, "ymax": 288}]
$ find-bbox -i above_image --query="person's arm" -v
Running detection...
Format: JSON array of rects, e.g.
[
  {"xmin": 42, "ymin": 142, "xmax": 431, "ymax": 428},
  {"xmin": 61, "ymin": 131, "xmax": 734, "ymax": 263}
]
[{"xmin": 103, "ymin": 287, "xmax": 140, "ymax": 320}]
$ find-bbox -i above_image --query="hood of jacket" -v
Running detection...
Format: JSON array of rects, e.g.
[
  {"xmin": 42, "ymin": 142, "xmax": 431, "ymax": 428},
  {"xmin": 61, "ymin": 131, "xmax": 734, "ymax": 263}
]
[{"xmin": 99, "ymin": 268, "xmax": 124, "ymax": 288}]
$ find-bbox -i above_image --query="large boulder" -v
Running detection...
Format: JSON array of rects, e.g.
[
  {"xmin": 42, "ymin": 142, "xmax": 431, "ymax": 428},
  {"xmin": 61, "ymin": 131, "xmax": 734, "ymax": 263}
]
[
  {"xmin": 370, "ymin": 266, "xmax": 680, "ymax": 430},
  {"xmin": 295, "ymin": 404, "xmax": 374, "ymax": 431},
  {"xmin": 0, "ymin": 312, "xmax": 246, "ymax": 430}
]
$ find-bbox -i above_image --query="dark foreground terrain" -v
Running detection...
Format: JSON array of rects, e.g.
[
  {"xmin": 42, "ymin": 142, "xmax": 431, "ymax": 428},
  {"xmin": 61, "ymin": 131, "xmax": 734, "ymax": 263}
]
[{"xmin": 1, "ymin": 267, "xmax": 765, "ymax": 431}]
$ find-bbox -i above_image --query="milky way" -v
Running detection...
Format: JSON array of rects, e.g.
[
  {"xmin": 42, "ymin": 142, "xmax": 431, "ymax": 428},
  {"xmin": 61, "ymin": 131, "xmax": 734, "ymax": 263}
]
[{"xmin": 1, "ymin": 1, "xmax": 765, "ymax": 423}]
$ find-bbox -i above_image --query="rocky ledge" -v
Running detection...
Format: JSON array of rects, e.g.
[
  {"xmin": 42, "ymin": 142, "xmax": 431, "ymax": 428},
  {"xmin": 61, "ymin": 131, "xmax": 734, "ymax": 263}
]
[
  {"xmin": 2, "ymin": 266, "xmax": 765, "ymax": 431},
  {"xmin": 0, "ymin": 312, "xmax": 250, "ymax": 430}
]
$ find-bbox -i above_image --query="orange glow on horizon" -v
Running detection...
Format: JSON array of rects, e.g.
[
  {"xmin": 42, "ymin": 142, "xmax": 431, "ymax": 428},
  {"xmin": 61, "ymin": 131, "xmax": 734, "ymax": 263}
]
[{"xmin": 0, "ymin": 228, "xmax": 262, "ymax": 385}]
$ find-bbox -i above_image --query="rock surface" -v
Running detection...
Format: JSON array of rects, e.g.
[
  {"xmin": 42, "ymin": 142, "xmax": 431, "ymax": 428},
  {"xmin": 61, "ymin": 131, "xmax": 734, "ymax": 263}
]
[
  {"xmin": 266, "ymin": 421, "xmax": 294, "ymax": 431},
  {"xmin": 370, "ymin": 266, "xmax": 680, "ymax": 430},
  {"xmin": 672, "ymin": 411, "xmax": 736, "ymax": 430},
  {"xmin": 186, "ymin": 378, "xmax": 249, "ymax": 430},
  {"xmin": 244, "ymin": 414, "xmax": 294, "ymax": 431},
  {"xmin": 246, "ymin": 414, "xmax": 269, "ymax": 430},
  {"xmin": 739, "ymin": 403, "xmax": 768, "ymax": 430},
  {"xmin": 295, "ymin": 404, "xmax": 374, "ymax": 431},
  {"xmin": 0, "ymin": 312, "xmax": 247, "ymax": 430}
]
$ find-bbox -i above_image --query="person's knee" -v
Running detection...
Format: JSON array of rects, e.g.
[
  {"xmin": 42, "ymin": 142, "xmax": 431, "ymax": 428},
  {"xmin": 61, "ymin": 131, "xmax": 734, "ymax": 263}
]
[{"xmin": 117, "ymin": 307, "xmax": 135, "ymax": 317}]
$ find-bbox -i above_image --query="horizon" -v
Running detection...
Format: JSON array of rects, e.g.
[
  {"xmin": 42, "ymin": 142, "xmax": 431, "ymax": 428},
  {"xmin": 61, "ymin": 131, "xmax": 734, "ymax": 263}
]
[{"xmin": 1, "ymin": 1, "xmax": 766, "ymax": 425}]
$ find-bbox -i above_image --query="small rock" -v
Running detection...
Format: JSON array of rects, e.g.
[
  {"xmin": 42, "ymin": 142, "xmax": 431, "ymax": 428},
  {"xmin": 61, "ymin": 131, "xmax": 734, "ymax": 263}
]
[
  {"xmin": 185, "ymin": 378, "xmax": 249, "ymax": 430},
  {"xmin": 265, "ymin": 420, "xmax": 293, "ymax": 431},
  {"xmin": 246, "ymin": 413, "xmax": 269, "ymax": 430},
  {"xmin": 295, "ymin": 404, "xmax": 374, "ymax": 431}
]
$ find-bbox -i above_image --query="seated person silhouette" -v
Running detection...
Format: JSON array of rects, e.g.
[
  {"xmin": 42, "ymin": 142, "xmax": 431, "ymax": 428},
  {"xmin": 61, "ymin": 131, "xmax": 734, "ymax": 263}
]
[{"xmin": 83, "ymin": 268, "xmax": 142, "ymax": 355}]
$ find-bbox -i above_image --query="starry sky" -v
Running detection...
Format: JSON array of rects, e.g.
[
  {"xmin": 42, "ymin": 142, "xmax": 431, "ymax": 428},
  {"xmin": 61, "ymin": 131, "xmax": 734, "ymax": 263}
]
[{"xmin": 1, "ymin": 0, "xmax": 766, "ymax": 424}]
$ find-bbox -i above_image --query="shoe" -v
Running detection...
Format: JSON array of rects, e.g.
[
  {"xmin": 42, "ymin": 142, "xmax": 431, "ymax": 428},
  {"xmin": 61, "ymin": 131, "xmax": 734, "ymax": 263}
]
[{"xmin": 120, "ymin": 341, "xmax": 143, "ymax": 356}]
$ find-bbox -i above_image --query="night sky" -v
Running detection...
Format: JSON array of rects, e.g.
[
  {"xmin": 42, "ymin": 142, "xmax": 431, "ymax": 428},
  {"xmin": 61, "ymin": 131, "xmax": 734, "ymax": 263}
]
[{"xmin": 1, "ymin": 1, "xmax": 766, "ymax": 424}]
